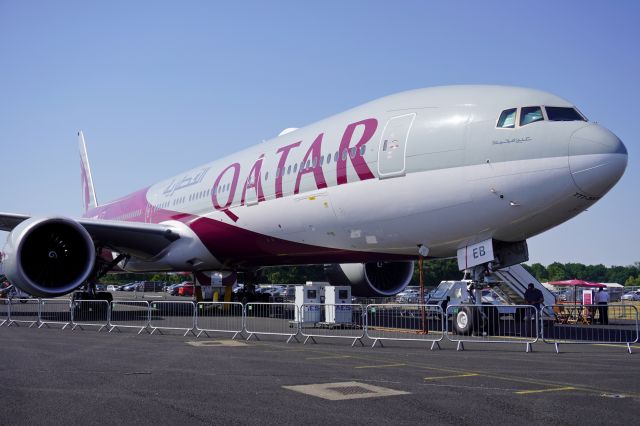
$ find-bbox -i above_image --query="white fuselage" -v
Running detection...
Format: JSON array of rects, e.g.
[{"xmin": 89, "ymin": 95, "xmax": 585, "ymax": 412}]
[{"xmin": 85, "ymin": 85, "xmax": 627, "ymax": 271}]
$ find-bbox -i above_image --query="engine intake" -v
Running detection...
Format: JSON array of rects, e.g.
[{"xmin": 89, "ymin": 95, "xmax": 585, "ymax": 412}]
[
  {"xmin": 325, "ymin": 261, "xmax": 414, "ymax": 297},
  {"xmin": 2, "ymin": 217, "xmax": 95, "ymax": 297}
]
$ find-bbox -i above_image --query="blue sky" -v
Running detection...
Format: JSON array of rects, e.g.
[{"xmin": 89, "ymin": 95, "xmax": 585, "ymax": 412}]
[{"xmin": 1, "ymin": 0, "xmax": 638, "ymax": 267}]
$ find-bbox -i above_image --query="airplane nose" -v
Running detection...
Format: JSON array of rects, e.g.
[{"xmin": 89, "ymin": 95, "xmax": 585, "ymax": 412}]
[{"xmin": 568, "ymin": 124, "xmax": 628, "ymax": 198}]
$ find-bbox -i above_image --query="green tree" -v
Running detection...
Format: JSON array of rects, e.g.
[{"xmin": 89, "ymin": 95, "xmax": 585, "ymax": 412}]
[
  {"xmin": 625, "ymin": 276, "xmax": 640, "ymax": 286},
  {"xmin": 526, "ymin": 263, "xmax": 548, "ymax": 282},
  {"xmin": 564, "ymin": 263, "xmax": 587, "ymax": 280},
  {"xmin": 546, "ymin": 262, "xmax": 567, "ymax": 281}
]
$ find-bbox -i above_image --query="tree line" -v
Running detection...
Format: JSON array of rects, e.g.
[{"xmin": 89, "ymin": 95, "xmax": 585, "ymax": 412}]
[
  {"xmin": 262, "ymin": 260, "xmax": 640, "ymax": 287},
  {"xmin": 413, "ymin": 260, "xmax": 640, "ymax": 286},
  {"xmin": 23, "ymin": 260, "xmax": 639, "ymax": 287}
]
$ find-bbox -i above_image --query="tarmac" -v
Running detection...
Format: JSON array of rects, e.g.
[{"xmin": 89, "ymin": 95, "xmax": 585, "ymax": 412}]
[{"xmin": 0, "ymin": 325, "xmax": 638, "ymax": 425}]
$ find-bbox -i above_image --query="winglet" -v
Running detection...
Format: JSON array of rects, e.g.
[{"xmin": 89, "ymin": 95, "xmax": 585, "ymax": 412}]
[{"xmin": 78, "ymin": 131, "xmax": 98, "ymax": 212}]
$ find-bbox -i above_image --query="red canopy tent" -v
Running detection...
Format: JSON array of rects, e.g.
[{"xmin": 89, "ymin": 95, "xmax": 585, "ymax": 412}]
[{"xmin": 547, "ymin": 280, "xmax": 606, "ymax": 304}]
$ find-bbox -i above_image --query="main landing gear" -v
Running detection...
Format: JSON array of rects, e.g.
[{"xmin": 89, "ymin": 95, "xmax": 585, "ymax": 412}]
[{"xmin": 72, "ymin": 252, "xmax": 128, "ymax": 304}]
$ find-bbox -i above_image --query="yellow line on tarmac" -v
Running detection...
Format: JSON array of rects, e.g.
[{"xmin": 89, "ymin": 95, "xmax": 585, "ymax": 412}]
[
  {"xmin": 424, "ymin": 373, "xmax": 479, "ymax": 381},
  {"xmin": 306, "ymin": 355, "xmax": 353, "ymax": 360},
  {"xmin": 355, "ymin": 363, "xmax": 407, "ymax": 369},
  {"xmin": 515, "ymin": 386, "xmax": 576, "ymax": 395},
  {"xmin": 593, "ymin": 344, "xmax": 639, "ymax": 349}
]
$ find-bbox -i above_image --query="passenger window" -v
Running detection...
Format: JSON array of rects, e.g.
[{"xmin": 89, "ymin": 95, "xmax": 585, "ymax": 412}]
[
  {"xmin": 497, "ymin": 108, "xmax": 517, "ymax": 128},
  {"xmin": 520, "ymin": 106, "xmax": 544, "ymax": 126},
  {"xmin": 334, "ymin": 151, "xmax": 338, "ymax": 162},
  {"xmin": 327, "ymin": 153, "xmax": 332, "ymax": 163},
  {"xmin": 342, "ymin": 150, "xmax": 348, "ymax": 160},
  {"xmin": 293, "ymin": 163, "xmax": 298, "ymax": 173},
  {"xmin": 350, "ymin": 147, "xmax": 356, "ymax": 158},
  {"xmin": 287, "ymin": 165, "xmax": 291, "ymax": 175},
  {"xmin": 360, "ymin": 145, "xmax": 366, "ymax": 156}
]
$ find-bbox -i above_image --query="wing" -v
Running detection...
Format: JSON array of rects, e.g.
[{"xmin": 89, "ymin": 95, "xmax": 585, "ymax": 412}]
[
  {"xmin": 0, "ymin": 212, "xmax": 180, "ymax": 260},
  {"xmin": 0, "ymin": 212, "xmax": 29, "ymax": 231}
]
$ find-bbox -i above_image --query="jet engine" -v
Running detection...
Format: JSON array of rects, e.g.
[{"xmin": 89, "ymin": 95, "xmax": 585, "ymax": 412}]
[
  {"xmin": 324, "ymin": 261, "xmax": 414, "ymax": 297},
  {"xmin": 2, "ymin": 217, "xmax": 95, "ymax": 297}
]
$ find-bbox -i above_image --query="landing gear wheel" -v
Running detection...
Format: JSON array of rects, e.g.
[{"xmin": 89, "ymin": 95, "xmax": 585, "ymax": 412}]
[
  {"xmin": 71, "ymin": 290, "xmax": 111, "ymax": 321},
  {"xmin": 95, "ymin": 291, "xmax": 113, "ymax": 303},
  {"xmin": 454, "ymin": 307, "xmax": 475, "ymax": 335}
]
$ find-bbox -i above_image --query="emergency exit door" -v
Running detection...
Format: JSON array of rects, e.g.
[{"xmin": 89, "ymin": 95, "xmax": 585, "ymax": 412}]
[{"xmin": 377, "ymin": 113, "xmax": 415, "ymax": 178}]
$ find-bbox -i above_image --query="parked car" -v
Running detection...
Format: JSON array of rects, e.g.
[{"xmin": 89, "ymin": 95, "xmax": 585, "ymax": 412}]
[
  {"xmin": 141, "ymin": 281, "xmax": 164, "ymax": 292},
  {"xmin": 106, "ymin": 285, "xmax": 119, "ymax": 292},
  {"xmin": 277, "ymin": 286, "xmax": 296, "ymax": 302},
  {"xmin": 621, "ymin": 292, "xmax": 640, "ymax": 301},
  {"xmin": 170, "ymin": 281, "xmax": 193, "ymax": 296},
  {"xmin": 178, "ymin": 283, "xmax": 194, "ymax": 297},
  {"xmin": 122, "ymin": 282, "xmax": 141, "ymax": 291},
  {"xmin": 395, "ymin": 289, "xmax": 419, "ymax": 303}
]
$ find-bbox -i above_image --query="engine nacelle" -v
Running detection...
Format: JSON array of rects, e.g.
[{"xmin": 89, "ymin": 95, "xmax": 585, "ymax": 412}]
[
  {"xmin": 324, "ymin": 261, "xmax": 414, "ymax": 297},
  {"xmin": 2, "ymin": 217, "xmax": 95, "ymax": 297}
]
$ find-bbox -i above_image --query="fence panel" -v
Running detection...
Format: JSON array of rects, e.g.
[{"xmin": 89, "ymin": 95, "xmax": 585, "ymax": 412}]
[
  {"xmin": 0, "ymin": 299, "xmax": 10, "ymax": 326},
  {"xmin": 39, "ymin": 299, "xmax": 71, "ymax": 329},
  {"xmin": 244, "ymin": 303, "xmax": 298, "ymax": 343},
  {"xmin": 195, "ymin": 302, "xmax": 244, "ymax": 339},
  {"xmin": 7, "ymin": 299, "xmax": 39, "ymax": 327},
  {"xmin": 149, "ymin": 301, "xmax": 196, "ymax": 336},
  {"xmin": 109, "ymin": 301, "xmax": 150, "ymax": 334},
  {"xmin": 365, "ymin": 304, "xmax": 444, "ymax": 349},
  {"xmin": 71, "ymin": 300, "xmax": 110, "ymax": 331},
  {"xmin": 299, "ymin": 304, "xmax": 365, "ymax": 346},
  {"xmin": 542, "ymin": 304, "xmax": 638, "ymax": 353},
  {"xmin": 446, "ymin": 304, "xmax": 538, "ymax": 352}
]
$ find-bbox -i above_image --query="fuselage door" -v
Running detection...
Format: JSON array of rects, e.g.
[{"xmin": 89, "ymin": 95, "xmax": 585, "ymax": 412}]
[{"xmin": 377, "ymin": 113, "xmax": 415, "ymax": 178}]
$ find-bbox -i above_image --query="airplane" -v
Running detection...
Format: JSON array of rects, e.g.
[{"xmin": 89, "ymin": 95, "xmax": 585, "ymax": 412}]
[{"xmin": 0, "ymin": 85, "xmax": 628, "ymax": 302}]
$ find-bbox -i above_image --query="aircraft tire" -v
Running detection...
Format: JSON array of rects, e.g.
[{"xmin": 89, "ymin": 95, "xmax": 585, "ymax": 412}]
[{"xmin": 453, "ymin": 307, "xmax": 475, "ymax": 335}]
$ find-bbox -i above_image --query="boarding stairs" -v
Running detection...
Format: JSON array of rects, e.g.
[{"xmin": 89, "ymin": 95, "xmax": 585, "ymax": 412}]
[{"xmin": 489, "ymin": 264, "xmax": 556, "ymax": 318}]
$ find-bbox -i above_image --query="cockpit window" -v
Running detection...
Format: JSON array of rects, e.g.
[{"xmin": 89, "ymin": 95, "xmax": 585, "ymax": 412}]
[
  {"xmin": 520, "ymin": 106, "xmax": 544, "ymax": 126},
  {"xmin": 545, "ymin": 107, "xmax": 586, "ymax": 122},
  {"xmin": 497, "ymin": 108, "xmax": 517, "ymax": 128}
]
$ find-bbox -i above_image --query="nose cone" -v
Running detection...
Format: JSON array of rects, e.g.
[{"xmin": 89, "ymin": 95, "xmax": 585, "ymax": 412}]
[{"xmin": 569, "ymin": 124, "xmax": 627, "ymax": 197}]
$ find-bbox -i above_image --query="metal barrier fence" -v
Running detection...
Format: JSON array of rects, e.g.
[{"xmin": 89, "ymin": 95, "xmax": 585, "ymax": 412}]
[
  {"xmin": 149, "ymin": 301, "xmax": 196, "ymax": 336},
  {"xmin": 244, "ymin": 303, "xmax": 298, "ymax": 343},
  {"xmin": 365, "ymin": 304, "xmax": 444, "ymax": 349},
  {"xmin": 3, "ymin": 297, "xmax": 638, "ymax": 356},
  {"xmin": 446, "ymin": 304, "xmax": 538, "ymax": 352},
  {"xmin": 109, "ymin": 301, "xmax": 151, "ymax": 334},
  {"xmin": 71, "ymin": 300, "xmax": 110, "ymax": 332},
  {"xmin": 39, "ymin": 299, "xmax": 72, "ymax": 329},
  {"xmin": 195, "ymin": 302, "xmax": 244, "ymax": 339},
  {"xmin": 7, "ymin": 299, "xmax": 39, "ymax": 327},
  {"xmin": 299, "ymin": 304, "xmax": 365, "ymax": 346},
  {"xmin": 1, "ymin": 299, "xmax": 10, "ymax": 326},
  {"xmin": 542, "ymin": 304, "xmax": 639, "ymax": 353}
]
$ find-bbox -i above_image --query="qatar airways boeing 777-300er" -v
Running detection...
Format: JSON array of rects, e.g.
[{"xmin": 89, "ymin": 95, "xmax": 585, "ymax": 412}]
[{"xmin": 0, "ymin": 85, "xmax": 628, "ymax": 302}]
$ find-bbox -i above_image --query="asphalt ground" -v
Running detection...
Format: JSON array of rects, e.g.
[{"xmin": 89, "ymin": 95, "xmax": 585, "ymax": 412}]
[{"xmin": 0, "ymin": 325, "xmax": 638, "ymax": 426}]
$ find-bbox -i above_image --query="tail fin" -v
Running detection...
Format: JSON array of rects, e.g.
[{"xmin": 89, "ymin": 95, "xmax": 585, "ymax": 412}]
[{"xmin": 78, "ymin": 131, "xmax": 98, "ymax": 212}]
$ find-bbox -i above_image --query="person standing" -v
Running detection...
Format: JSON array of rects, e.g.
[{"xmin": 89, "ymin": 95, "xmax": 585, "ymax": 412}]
[
  {"xmin": 524, "ymin": 283, "xmax": 544, "ymax": 312},
  {"xmin": 595, "ymin": 288, "xmax": 609, "ymax": 325},
  {"xmin": 523, "ymin": 283, "xmax": 545, "ymax": 338}
]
